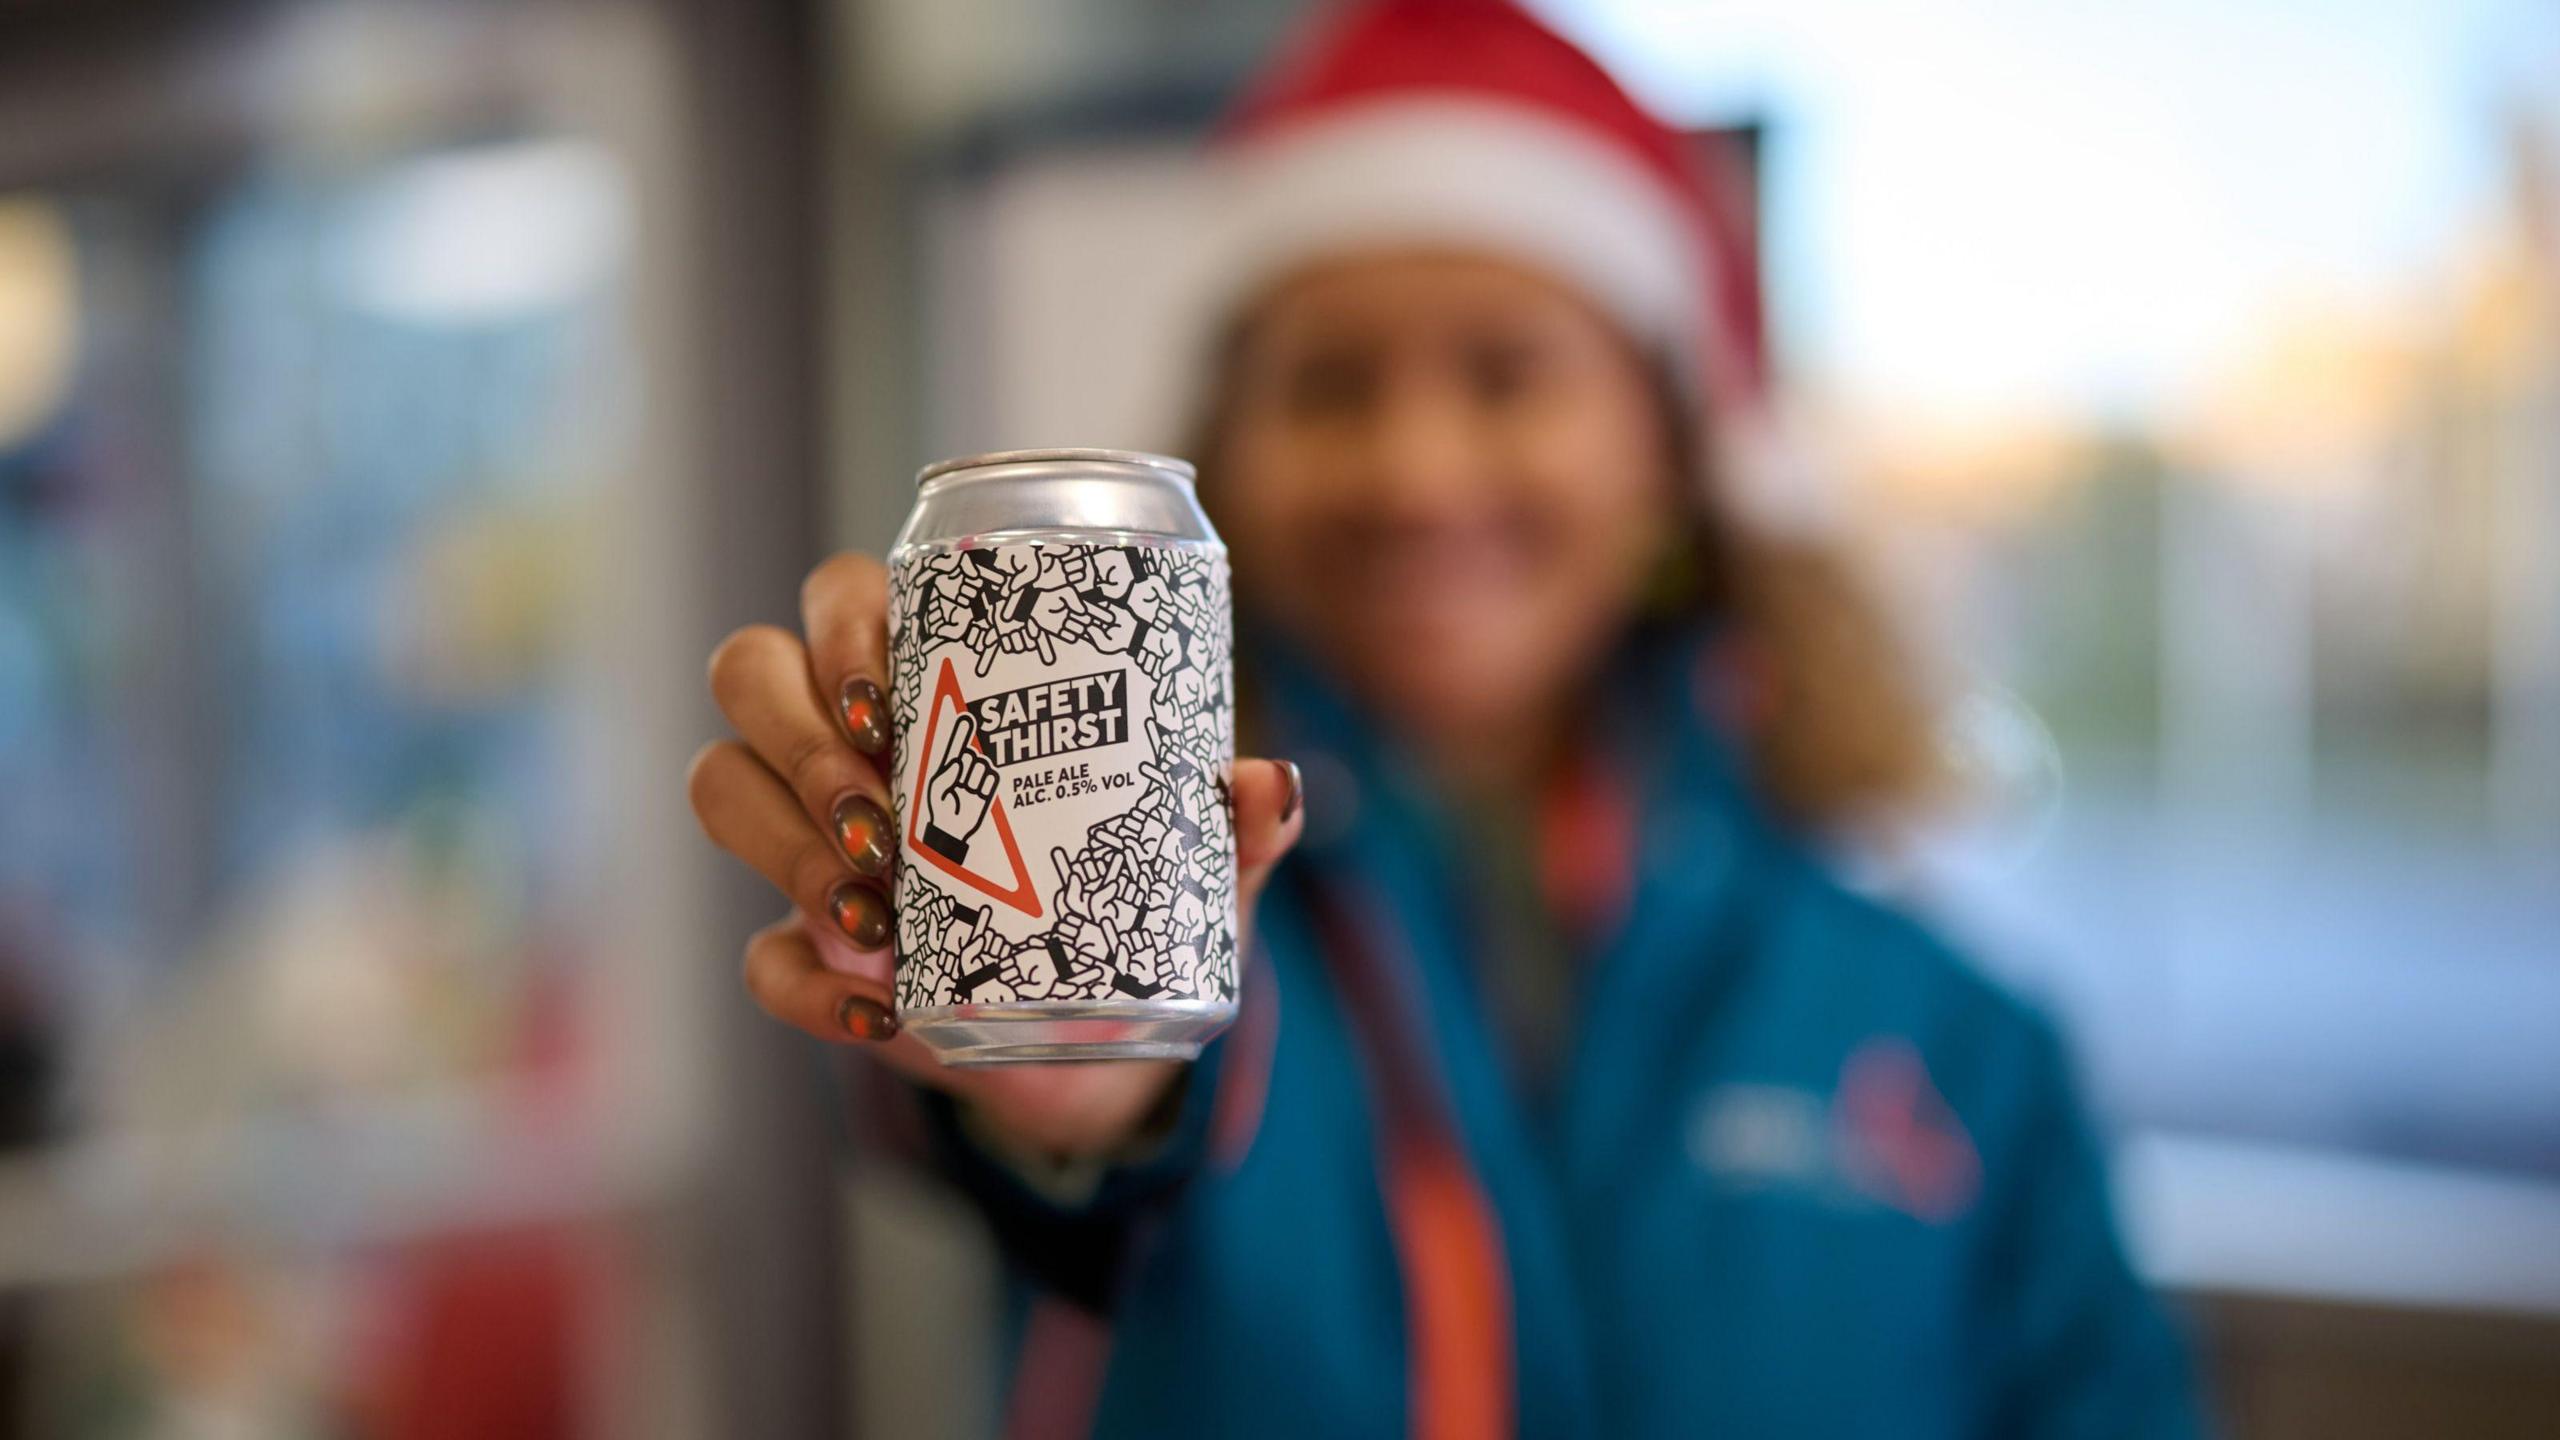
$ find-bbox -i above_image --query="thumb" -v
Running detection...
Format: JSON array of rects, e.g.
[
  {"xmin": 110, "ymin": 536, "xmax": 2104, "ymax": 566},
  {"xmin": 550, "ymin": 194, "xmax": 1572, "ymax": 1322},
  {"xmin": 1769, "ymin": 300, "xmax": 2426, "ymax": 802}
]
[{"xmin": 1229, "ymin": 758, "xmax": 1304, "ymax": 915}]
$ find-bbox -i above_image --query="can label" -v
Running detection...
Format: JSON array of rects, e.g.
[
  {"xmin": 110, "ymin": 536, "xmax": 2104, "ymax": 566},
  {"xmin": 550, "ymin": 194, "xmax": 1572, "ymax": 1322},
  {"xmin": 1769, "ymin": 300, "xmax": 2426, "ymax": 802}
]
[{"xmin": 887, "ymin": 540, "xmax": 1236, "ymax": 1010}]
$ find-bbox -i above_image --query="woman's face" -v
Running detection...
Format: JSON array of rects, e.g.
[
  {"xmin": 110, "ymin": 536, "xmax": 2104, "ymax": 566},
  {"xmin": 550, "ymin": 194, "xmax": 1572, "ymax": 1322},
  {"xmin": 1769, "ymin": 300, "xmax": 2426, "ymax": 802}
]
[{"xmin": 1215, "ymin": 251, "xmax": 1679, "ymax": 750}]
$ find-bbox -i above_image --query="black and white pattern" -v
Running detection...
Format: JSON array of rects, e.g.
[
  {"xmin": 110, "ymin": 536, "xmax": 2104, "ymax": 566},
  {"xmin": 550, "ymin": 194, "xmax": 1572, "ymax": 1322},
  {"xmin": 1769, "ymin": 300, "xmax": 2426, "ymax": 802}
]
[{"xmin": 888, "ymin": 540, "xmax": 1236, "ymax": 1009}]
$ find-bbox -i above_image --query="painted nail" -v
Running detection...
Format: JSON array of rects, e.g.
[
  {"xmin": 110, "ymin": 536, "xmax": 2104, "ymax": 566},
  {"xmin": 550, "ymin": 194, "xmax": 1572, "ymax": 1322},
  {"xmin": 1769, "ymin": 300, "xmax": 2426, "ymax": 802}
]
[
  {"xmin": 1277, "ymin": 760, "xmax": 1303, "ymax": 825},
  {"xmin": 839, "ymin": 677, "xmax": 890, "ymax": 756},
  {"xmin": 828, "ymin": 881, "xmax": 891, "ymax": 950},
  {"xmin": 833, "ymin": 794, "xmax": 894, "ymax": 879},
  {"xmin": 838, "ymin": 993, "xmax": 898, "ymax": 1041}
]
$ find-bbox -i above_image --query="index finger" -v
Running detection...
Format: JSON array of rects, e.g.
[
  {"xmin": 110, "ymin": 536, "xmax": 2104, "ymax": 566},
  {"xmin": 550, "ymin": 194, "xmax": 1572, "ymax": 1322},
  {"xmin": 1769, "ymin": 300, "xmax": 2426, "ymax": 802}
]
[
  {"xmin": 802, "ymin": 552, "xmax": 892, "ymax": 759},
  {"xmin": 939, "ymin": 712, "xmax": 979, "ymax": 770}
]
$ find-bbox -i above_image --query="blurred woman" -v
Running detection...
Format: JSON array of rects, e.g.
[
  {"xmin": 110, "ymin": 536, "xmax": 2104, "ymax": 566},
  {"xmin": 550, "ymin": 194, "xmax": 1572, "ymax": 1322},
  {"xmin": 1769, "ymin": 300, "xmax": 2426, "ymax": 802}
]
[{"xmin": 687, "ymin": 1, "xmax": 2203, "ymax": 1435}]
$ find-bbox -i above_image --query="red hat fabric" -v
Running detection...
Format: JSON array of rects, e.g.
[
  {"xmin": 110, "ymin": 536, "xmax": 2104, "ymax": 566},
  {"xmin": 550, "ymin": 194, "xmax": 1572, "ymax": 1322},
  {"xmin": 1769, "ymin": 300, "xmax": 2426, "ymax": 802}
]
[{"xmin": 1200, "ymin": 0, "xmax": 1767, "ymax": 431}]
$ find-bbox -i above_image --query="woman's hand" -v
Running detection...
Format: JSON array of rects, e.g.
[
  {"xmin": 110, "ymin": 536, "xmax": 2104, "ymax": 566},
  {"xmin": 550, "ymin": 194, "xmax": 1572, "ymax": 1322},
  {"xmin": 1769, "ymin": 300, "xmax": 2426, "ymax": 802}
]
[{"xmin": 687, "ymin": 552, "xmax": 1303, "ymax": 1158}]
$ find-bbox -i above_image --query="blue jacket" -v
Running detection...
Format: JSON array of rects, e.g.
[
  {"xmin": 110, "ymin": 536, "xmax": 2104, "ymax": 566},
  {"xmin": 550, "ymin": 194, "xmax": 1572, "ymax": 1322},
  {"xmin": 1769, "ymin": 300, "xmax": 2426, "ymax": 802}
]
[{"xmin": 925, "ymin": 633, "xmax": 2203, "ymax": 1439}]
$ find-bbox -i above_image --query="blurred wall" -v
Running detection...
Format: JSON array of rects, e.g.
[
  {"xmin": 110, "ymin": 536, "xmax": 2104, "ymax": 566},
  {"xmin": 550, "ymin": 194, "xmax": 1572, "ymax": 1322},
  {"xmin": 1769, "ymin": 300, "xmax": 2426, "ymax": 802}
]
[{"xmin": 0, "ymin": 0, "xmax": 849, "ymax": 1434}]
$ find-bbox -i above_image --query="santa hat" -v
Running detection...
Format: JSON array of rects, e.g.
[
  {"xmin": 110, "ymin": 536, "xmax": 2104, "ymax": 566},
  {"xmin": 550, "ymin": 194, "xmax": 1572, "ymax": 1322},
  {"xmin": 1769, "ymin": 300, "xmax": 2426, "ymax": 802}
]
[{"xmin": 1197, "ymin": 0, "xmax": 1775, "ymax": 485}]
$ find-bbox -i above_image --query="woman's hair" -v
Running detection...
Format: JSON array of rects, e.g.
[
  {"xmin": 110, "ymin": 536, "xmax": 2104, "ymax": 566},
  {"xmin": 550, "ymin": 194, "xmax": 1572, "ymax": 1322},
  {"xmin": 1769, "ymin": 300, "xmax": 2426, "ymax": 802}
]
[
  {"xmin": 1190, "ymin": 325, "xmax": 1948, "ymax": 836},
  {"xmin": 1635, "ymin": 359, "xmax": 1950, "ymax": 833}
]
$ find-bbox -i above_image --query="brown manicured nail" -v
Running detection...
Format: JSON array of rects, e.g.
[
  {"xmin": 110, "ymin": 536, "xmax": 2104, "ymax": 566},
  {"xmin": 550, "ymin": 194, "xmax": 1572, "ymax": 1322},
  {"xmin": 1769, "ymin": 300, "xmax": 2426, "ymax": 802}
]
[
  {"xmin": 1277, "ymin": 760, "xmax": 1303, "ymax": 825},
  {"xmin": 828, "ymin": 881, "xmax": 891, "ymax": 950},
  {"xmin": 838, "ymin": 993, "xmax": 898, "ymax": 1041},
  {"xmin": 839, "ymin": 677, "xmax": 890, "ymax": 756},
  {"xmin": 833, "ymin": 794, "xmax": 894, "ymax": 879}
]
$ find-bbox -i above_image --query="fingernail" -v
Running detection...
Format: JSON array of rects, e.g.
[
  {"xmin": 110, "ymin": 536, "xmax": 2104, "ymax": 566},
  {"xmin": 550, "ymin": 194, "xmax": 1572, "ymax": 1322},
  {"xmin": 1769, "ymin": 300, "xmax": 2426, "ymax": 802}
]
[
  {"xmin": 833, "ymin": 793, "xmax": 894, "ymax": 879},
  {"xmin": 839, "ymin": 677, "xmax": 890, "ymax": 756},
  {"xmin": 828, "ymin": 882, "xmax": 891, "ymax": 950},
  {"xmin": 1276, "ymin": 760, "xmax": 1303, "ymax": 825},
  {"xmin": 837, "ymin": 993, "xmax": 898, "ymax": 1041}
]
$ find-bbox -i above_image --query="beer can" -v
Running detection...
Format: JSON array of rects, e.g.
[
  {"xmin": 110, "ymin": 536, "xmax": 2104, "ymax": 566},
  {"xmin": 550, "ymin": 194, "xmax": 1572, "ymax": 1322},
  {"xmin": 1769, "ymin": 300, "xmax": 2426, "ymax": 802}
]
[{"xmin": 885, "ymin": 448, "xmax": 1237, "ymax": 1065}]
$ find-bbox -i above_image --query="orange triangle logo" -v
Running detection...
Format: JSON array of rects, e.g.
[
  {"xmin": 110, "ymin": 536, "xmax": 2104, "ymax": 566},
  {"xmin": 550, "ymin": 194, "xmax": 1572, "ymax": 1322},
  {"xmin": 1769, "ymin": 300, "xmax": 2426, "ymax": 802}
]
[{"xmin": 905, "ymin": 657, "xmax": 1042, "ymax": 917}]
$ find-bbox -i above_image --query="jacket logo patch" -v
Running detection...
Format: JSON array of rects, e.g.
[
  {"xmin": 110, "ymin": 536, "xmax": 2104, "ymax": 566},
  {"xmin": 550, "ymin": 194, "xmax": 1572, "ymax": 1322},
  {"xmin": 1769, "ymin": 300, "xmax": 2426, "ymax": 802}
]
[
  {"xmin": 1834, "ymin": 1039, "xmax": 1981, "ymax": 1223},
  {"xmin": 1688, "ymin": 1039, "xmax": 1981, "ymax": 1224}
]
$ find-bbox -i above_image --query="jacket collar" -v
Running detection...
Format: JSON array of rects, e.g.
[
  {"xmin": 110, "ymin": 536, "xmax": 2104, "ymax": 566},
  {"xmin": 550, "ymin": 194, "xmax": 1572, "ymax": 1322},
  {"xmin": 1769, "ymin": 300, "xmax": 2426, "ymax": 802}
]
[{"xmin": 1245, "ymin": 619, "xmax": 1768, "ymax": 879}]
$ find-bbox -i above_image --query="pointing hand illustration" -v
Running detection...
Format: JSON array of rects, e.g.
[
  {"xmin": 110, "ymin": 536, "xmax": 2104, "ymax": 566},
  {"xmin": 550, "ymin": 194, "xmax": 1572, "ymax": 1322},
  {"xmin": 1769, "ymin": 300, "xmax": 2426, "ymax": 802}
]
[{"xmin": 921, "ymin": 713, "xmax": 997, "ymax": 863}]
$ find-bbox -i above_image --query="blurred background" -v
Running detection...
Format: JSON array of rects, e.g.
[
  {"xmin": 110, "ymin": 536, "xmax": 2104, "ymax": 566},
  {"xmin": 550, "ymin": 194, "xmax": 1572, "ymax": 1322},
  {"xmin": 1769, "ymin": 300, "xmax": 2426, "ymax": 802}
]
[{"xmin": 0, "ymin": 0, "xmax": 2555, "ymax": 1435}]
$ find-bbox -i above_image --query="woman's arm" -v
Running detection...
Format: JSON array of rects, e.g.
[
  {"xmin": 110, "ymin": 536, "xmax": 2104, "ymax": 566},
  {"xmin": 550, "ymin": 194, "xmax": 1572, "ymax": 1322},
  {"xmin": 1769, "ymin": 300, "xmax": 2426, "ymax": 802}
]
[{"xmin": 910, "ymin": 1037, "xmax": 1232, "ymax": 1309}]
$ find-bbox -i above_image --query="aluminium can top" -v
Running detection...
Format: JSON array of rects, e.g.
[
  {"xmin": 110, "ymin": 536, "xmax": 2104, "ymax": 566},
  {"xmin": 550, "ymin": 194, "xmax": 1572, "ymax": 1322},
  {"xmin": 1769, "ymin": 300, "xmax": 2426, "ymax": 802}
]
[
  {"xmin": 915, "ymin": 448, "xmax": 1197, "ymax": 488},
  {"xmin": 897, "ymin": 448, "xmax": 1219, "ymax": 551}
]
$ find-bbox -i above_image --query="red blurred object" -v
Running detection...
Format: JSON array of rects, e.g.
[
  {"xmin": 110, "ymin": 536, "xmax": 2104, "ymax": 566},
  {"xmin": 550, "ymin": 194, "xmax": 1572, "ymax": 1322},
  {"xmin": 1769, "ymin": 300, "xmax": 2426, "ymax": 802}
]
[{"xmin": 355, "ymin": 1227, "xmax": 594, "ymax": 1440}]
